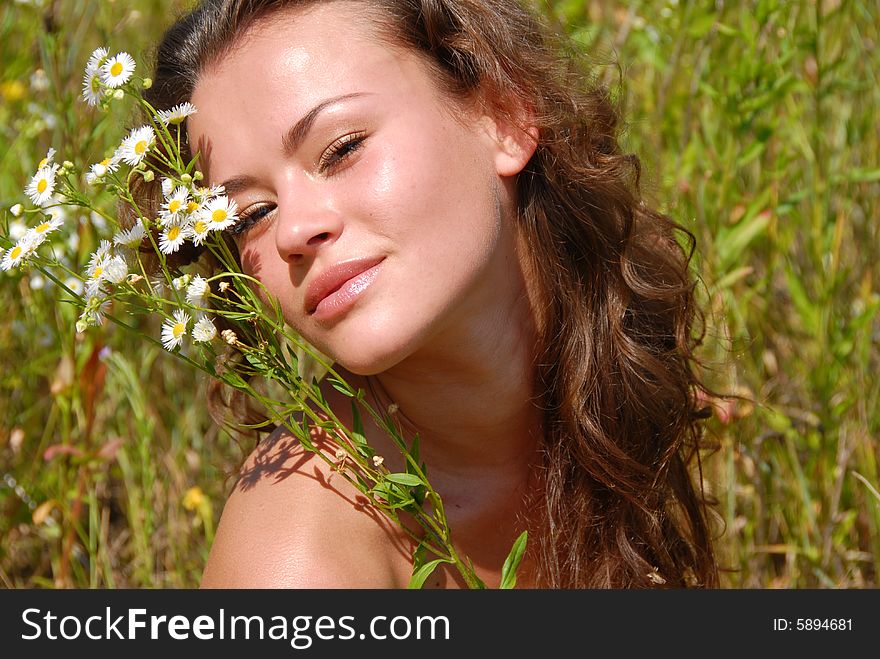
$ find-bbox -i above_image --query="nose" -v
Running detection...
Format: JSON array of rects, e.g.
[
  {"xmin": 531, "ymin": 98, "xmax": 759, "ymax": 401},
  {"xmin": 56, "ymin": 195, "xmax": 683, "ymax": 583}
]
[{"xmin": 274, "ymin": 185, "xmax": 343, "ymax": 264}]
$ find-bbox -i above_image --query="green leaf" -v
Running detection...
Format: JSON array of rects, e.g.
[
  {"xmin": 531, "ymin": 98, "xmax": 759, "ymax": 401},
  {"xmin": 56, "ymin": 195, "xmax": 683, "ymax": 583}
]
[
  {"xmin": 832, "ymin": 167, "xmax": 880, "ymax": 184},
  {"xmin": 408, "ymin": 559, "xmax": 451, "ymax": 589},
  {"xmin": 735, "ymin": 141, "xmax": 766, "ymax": 168},
  {"xmin": 327, "ymin": 376, "xmax": 354, "ymax": 397},
  {"xmin": 384, "ymin": 472, "xmax": 424, "ymax": 487},
  {"xmin": 408, "ymin": 433, "xmax": 421, "ymax": 467},
  {"xmin": 350, "ymin": 402, "xmax": 367, "ymax": 448},
  {"xmin": 716, "ymin": 195, "xmax": 771, "ymax": 272},
  {"xmin": 499, "ymin": 531, "xmax": 528, "ymax": 590}
]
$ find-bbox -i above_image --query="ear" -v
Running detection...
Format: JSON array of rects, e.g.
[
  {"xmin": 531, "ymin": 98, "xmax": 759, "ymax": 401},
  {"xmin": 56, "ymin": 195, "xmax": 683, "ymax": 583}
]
[{"xmin": 482, "ymin": 110, "xmax": 539, "ymax": 178}]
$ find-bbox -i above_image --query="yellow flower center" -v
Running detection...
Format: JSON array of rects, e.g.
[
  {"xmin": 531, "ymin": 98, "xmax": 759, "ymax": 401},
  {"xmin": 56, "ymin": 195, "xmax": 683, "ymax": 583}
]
[
  {"xmin": 187, "ymin": 201, "xmax": 200, "ymax": 213},
  {"xmin": 134, "ymin": 140, "xmax": 148, "ymax": 155},
  {"xmin": 168, "ymin": 199, "xmax": 182, "ymax": 214},
  {"xmin": 211, "ymin": 209, "xmax": 227, "ymax": 224},
  {"xmin": 9, "ymin": 246, "xmax": 22, "ymax": 260},
  {"xmin": 100, "ymin": 158, "xmax": 111, "ymax": 166},
  {"xmin": 93, "ymin": 266, "xmax": 103, "ymax": 279},
  {"xmin": 35, "ymin": 222, "xmax": 50, "ymax": 233},
  {"xmin": 91, "ymin": 76, "xmax": 101, "ymax": 92},
  {"xmin": 167, "ymin": 226, "xmax": 181, "ymax": 240},
  {"xmin": 110, "ymin": 62, "xmax": 123, "ymax": 77},
  {"xmin": 37, "ymin": 179, "xmax": 48, "ymax": 193},
  {"xmin": 193, "ymin": 220, "xmax": 207, "ymax": 234},
  {"xmin": 173, "ymin": 323, "xmax": 185, "ymax": 339}
]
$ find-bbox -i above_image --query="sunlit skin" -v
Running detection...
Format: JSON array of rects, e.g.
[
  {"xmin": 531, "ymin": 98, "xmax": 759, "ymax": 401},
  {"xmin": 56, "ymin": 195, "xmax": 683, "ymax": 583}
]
[{"xmin": 190, "ymin": 2, "xmax": 543, "ymax": 587}]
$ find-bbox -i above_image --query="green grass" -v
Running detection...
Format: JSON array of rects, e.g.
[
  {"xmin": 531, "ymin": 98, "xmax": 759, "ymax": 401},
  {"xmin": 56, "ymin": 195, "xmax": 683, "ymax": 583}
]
[{"xmin": 1, "ymin": 0, "xmax": 878, "ymax": 588}]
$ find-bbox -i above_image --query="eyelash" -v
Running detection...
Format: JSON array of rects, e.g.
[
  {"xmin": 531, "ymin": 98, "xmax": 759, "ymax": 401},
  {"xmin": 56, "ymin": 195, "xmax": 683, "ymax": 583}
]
[
  {"xmin": 230, "ymin": 131, "xmax": 368, "ymax": 236},
  {"xmin": 318, "ymin": 131, "xmax": 367, "ymax": 173}
]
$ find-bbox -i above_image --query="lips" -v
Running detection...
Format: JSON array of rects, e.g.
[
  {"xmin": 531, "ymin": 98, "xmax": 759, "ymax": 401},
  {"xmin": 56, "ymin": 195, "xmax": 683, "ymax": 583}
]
[{"xmin": 305, "ymin": 256, "xmax": 385, "ymax": 316}]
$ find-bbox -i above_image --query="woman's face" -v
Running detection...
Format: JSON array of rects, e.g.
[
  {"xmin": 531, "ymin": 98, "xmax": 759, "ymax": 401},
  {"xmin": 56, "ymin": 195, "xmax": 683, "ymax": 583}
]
[{"xmin": 189, "ymin": 2, "xmax": 531, "ymax": 374}]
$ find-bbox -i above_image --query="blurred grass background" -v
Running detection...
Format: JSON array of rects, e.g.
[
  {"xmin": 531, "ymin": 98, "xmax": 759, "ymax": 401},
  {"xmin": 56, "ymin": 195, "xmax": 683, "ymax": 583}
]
[{"xmin": 1, "ymin": 0, "xmax": 878, "ymax": 588}]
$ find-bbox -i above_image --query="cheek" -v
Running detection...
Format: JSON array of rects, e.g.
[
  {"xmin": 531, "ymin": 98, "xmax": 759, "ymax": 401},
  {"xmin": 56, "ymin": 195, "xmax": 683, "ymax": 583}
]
[{"xmin": 362, "ymin": 124, "xmax": 498, "ymax": 248}]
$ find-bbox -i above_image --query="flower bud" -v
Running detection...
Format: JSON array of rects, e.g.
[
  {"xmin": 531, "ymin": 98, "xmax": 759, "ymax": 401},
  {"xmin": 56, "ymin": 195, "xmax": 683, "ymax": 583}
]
[
  {"xmin": 142, "ymin": 77, "xmax": 153, "ymax": 89},
  {"xmin": 76, "ymin": 319, "xmax": 88, "ymax": 333},
  {"xmin": 193, "ymin": 170, "xmax": 204, "ymax": 181},
  {"xmin": 221, "ymin": 329, "xmax": 238, "ymax": 345},
  {"xmin": 112, "ymin": 89, "xmax": 124, "ymax": 100},
  {"xmin": 181, "ymin": 173, "xmax": 193, "ymax": 184},
  {"xmin": 142, "ymin": 170, "xmax": 155, "ymax": 182},
  {"xmin": 172, "ymin": 274, "xmax": 192, "ymax": 290},
  {"xmin": 10, "ymin": 204, "xmax": 23, "ymax": 217}
]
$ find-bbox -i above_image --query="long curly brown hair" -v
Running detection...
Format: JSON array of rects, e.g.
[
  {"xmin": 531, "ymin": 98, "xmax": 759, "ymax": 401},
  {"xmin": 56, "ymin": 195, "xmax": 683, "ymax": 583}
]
[{"xmin": 138, "ymin": 0, "xmax": 720, "ymax": 588}]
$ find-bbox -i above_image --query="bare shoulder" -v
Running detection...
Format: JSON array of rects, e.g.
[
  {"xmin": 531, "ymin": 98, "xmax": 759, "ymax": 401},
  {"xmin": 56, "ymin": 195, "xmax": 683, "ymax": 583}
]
[{"xmin": 200, "ymin": 423, "xmax": 408, "ymax": 589}]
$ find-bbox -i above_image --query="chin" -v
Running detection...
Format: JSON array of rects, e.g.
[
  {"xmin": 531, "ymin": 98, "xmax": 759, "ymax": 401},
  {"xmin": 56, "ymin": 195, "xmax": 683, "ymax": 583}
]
[
  {"xmin": 328, "ymin": 341, "xmax": 410, "ymax": 376},
  {"xmin": 317, "ymin": 320, "xmax": 423, "ymax": 377}
]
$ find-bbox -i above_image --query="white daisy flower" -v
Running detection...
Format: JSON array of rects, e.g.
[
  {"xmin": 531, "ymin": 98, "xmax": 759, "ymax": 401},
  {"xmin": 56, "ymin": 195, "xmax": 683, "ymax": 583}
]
[
  {"xmin": 83, "ymin": 47, "xmax": 110, "ymax": 107},
  {"xmin": 23, "ymin": 226, "xmax": 49, "ymax": 252},
  {"xmin": 103, "ymin": 255, "xmax": 128, "ymax": 284},
  {"xmin": 30, "ymin": 214, "xmax": 64, "ymax": 239},
  {"xmin": 1, "ymin": 233, "xmax": 39, "ymax": 270},
  {"xmin": 186, "ymin": 275, "xmax": 210, "ymax": 306},
  {"xmin": 157, "ymin": 102, "xmax": 198, "ymax": 126},
  {"xmin": 188, "ymin": 217, "xmax": 211, "ymax": 246},
  {"xmin": 161, "ymin": 309, "xmax": 190, "ymax": 351},
  {"xmin": 158, "ymin": 224, "xmax": 187, "ymax": 254},
  {"xmin": 25, "ymin": 164, "xmax": 59, "ymax": 206},
  {"xmin": 185, "ymin": 199, "xmax": 202, "ymax": 216},
  {"xmin": 194, "ymin": 184, "xmax": 225, "ymax": 202},
  {"xmin": 87, "ymin": 239, "xmax": 113, "ymax": 274},
  {"xmin": 117, "ymin": 126, "xmax": 155, "ymax": 166},
  {"xmin": 86, "ymin": 47, "xmax": 109, "ymax": 72},
  {"xmin": 101, "ymin": 52, "xmax": 136, "ymax": 88},
  {"xmin": 37, "ymin": 147, "xmax": 56, "ymax": 169},
  {"xmin": 104, "ymin": 154, "xmax": 122, "ymax": 173},
  {"xmin": 82, "ymin": 64, "xmax": 105, "ymax": 107},
  {"xmin": 192, "ymin": 315, "xmax": 217, "ymax": 343},
  {"xmin": 199, "ymin": 195, "xmax": 238, "ymax": 231},
  {"xmin": 87, "ymin": 154, "xmax": 122, "ymax": 184},
  {"xmin": 159, "ymin": 186, "xmax": 190, "ymax": 226},
  {"xmin": 113, "ymin": 222, "xmax": 146, "ymax": 249},
  {"xmin": 85, "ymin": 270, "xmax": 106, "ymax": 298}
]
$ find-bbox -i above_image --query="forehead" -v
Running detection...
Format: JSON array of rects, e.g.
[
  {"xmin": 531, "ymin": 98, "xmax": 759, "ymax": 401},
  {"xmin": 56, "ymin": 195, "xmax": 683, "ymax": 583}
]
[{"xmin": 187, "ymin": 2, "xmax": 435, "ymax": 178}]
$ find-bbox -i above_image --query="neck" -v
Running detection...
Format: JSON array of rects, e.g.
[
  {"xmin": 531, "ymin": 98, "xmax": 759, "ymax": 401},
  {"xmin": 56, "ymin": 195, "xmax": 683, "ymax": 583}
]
[{"xmin": 343, "ymin": 234, "xmax": 543, "ymax": 483}]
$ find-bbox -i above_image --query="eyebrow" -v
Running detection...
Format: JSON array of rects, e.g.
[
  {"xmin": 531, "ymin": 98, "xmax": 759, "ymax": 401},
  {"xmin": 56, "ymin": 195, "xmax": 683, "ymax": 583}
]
[
  {"xmin": 219, "ymin": 92, "xmax": 367, "ymax": 195},
  {"xmin": 281, "ymin": 92, "xmax": 367, "ymax": 155}
]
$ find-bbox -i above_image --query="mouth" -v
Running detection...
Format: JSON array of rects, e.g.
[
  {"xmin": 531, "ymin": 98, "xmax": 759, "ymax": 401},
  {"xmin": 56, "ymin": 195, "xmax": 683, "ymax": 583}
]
[{"xmin": 305, "ymin": 256, "xmax": 385, "ymax": 320}]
